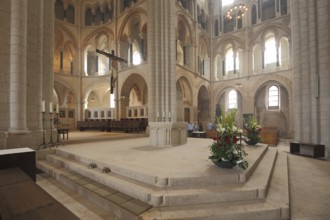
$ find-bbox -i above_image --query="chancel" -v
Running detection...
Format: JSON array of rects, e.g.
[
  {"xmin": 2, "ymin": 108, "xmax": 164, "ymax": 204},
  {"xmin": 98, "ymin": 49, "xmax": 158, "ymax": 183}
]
[{"xmin": 0, "ymin": 0, "xmax": 330, "ymax": 219}]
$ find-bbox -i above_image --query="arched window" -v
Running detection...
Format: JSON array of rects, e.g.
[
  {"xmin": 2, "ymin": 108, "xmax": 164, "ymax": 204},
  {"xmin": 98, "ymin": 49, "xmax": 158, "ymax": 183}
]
[
  {"xmin": 268, "ymin": 85, "xmax": 279, "ymax": 109},
  {"xmin": 236, "ymin": 49, "xmax": 243, "ymax": 73},
  {"xmin": 110, "ymin": 93, "xmax": 115, "ymax": 108},
  {"xmin": 133, "ymin": 51, "xmax": 141, "ymax": 65},
  {"xmin": 104, "ymin": 5, "xmax": 111, "ymax": 23},
  {"xmin": 84, "ymin": 45, "xmax": 96, "ymax": 75},
  {"xmin": 85, "ymin": 8, "xmax": 93, "ymax": 26},
  {"xmin": 214, "ymin": 19, "xmax": 219, "ymax": 36},
  {"xmin": 264, "ymin": 36, "xmax": 277, "ymax": 65},
  {"xmin": 280, "ymin": 0, "xmax": 288, "ymax": 15},
  {"xmin": 225, "ymin": 48, "xmax": 234, "ymax": 73},
  {"xmin": 228, "ymin": 90, "xmax": 237, "ymax": 109},
  {"xmin": 222, "ymin": 0, "xmax": 234, "ymax": 7},
  {"xmin": 131, "ymin": 42, "xmax": 142, "ymax": 65},
  {"xmin": 94, "ymin": 6, "xmax": 102, "ymax": 25},
  {"xmin": 262, "ymin": 0, "xmax": 275, "ymax": 21},
  {"xmin": 225, "ymin": 47, "xmax": 239, "ymax": 75},
  {"xmin": 66, "ymin": 5, "xmax": 75, "ymax": 24},
  {"xmin": 177, "ymin": 42, "xmax": 184, "ymax": 66},
  {"xmin": 55, "ymin": 0, "xmax": 65, "ymax": 20},
  {"xmin": 251, "ymin": 4, "xmax": 257, "ymax": 25},
  {"xmin": 279, "ymin": 37, "xmax": 289, "ymax": 68}
]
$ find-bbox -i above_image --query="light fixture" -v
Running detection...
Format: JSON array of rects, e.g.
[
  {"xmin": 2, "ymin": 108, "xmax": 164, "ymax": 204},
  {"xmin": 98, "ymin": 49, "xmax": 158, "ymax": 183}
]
[{"xmin": 226, "ymin": 1, "xmax": 248, "ymax": 20}]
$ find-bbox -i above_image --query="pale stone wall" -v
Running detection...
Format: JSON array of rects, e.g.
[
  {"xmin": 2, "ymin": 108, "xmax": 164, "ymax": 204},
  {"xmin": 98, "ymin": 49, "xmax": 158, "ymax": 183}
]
[
  {"xmin": 291, "ymin": 0, "xmax": 330, "ymax": 156},
  {"xmin": 0, "ymin": 0, "xmax": 11, "ymax": 132},
  {"xmin": 0, "ymin": 0, "xmax": 55, "ymax": 149}
]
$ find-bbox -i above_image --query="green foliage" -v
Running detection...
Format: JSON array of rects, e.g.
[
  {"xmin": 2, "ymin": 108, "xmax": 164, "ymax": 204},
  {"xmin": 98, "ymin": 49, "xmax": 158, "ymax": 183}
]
[{"xmin": 209, "ymin": 108, "xmax": 249, "ymax": 170}]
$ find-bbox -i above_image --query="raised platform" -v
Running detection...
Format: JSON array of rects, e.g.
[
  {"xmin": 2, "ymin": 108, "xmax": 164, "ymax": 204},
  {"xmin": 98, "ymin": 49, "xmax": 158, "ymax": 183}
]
[{"xmin": 37, "ymin": 137, "xmax": 289, "ymax": 219}]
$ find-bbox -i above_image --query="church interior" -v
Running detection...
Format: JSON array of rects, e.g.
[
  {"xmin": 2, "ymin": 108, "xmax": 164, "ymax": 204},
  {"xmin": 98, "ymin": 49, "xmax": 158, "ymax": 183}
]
[{"xmin": 0, "ymin": 0, "xmax": 330, "ymax": 219}]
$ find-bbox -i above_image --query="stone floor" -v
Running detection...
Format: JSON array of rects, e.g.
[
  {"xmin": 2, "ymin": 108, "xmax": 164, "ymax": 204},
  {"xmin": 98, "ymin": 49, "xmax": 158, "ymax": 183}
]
[
  {"xmin": 284, "ymin": 148, "xmax": 330, "ymax": 220},
  {"xmin": 37, "ymin": 131, "xmax": 330, "ymax": 220}
]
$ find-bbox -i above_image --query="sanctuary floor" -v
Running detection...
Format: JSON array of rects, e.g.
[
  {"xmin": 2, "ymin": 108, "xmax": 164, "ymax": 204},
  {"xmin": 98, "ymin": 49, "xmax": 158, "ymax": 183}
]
[{"xmin": 37, "ymin": 131, "xmax": 330, "ymax": 220}]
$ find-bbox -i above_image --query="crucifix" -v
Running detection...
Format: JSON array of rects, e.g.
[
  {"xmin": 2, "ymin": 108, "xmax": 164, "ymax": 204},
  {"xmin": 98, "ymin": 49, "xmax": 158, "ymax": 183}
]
[{"xmin": 96, "ymin": 49, "xmax": 127, "ymax": 94}]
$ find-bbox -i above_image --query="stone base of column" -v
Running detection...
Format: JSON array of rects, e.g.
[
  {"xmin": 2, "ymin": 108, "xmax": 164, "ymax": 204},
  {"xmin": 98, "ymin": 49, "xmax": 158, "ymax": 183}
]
[
  {"xmin": 7, "ymin": 129, "xmax": 30, "ymax": 134},
  {"xmin": 149, "ymin": 122, "xmax": 187, "ymax": 147},
  {"xmin": 0, "ymin": 129, "xmax": 35, "ymax": 149}
]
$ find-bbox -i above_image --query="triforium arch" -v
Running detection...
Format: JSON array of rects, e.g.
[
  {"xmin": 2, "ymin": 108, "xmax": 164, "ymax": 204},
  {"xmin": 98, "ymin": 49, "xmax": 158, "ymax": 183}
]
[
  {"xmin": 213, "ymin": 35, "xmax": 246, "ymax": 80},
  {"xmin": 198, "ymin": 34, "xmax": 210, "ymax": 78},
  {"xmin": 176, "ymin": 76, "xmax": 193, "ymax": 122},
  {"xmin": 54, "ymin": 24, "xmax": 78, "ymax": 74},
  {"xmin": 54, "ymin": 80, "xmax": 78, "ymax": 128},
  {"xmin": 214, "ymin": 86, "xmax": 244, "ymax": 127},
  {"xmin": 120, "ymin": 73, "xmax": 148, "ymax": 119},
  {"xmin": 117, "ymin": 8, "xmax": 148, "ymax": 65},
  {"xmin": 82, "ymin": 28, "xmax": 114, "ymax": 76},
  {"xmin": 176, "ymin": 13, "xmax": 195, "ymax": 68},
  {"xmin": 251, "ymin": 75, "xmax": 292, "ymax": 138},
  {"xmin": 54, "ymin": 79, "xmax": 77, "ymax": 108},
  {"xmin": 197, "ymin": 84, "xmax": 211, "ymax": 131}
]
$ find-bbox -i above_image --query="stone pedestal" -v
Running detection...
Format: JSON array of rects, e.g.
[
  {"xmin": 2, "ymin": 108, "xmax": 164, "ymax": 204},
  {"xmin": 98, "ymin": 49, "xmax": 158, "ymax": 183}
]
[{"xmin": 149, "ymin": 122, "xmax": 187, "ymax": 147}]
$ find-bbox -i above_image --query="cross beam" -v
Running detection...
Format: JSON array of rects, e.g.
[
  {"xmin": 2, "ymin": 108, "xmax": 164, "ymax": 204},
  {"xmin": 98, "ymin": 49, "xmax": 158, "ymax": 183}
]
[
  {"xmin": 95, "ymin": 49, "xmax": 127, "ymax": 94},
  {"xmin": 96, "ymin": 49, "xmax": 128, "ymax": 63}
]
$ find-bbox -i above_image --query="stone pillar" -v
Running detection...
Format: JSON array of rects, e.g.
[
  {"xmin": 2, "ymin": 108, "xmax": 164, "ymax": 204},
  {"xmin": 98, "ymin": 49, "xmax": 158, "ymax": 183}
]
[
  {"xmin": 291, "ymin": 0, "xmax": 330, "ymax": 156},
  {"xmin": 148, "ymin": 0, "xmax": 187, "ymax": 147},
  {"xmin": 8, "ymin": 0, "xmax": 28, "ymax": 134},
  {"xmin": 42, "ymin": 0, "xmax": 55, "ymax": 142}
]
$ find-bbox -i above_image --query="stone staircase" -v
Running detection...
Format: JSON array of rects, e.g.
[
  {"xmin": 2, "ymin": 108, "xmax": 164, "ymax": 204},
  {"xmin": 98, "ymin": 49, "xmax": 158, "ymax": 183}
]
[{"xmin": 36, "ymin": 145, "xmax": 289, "ymax": 220}]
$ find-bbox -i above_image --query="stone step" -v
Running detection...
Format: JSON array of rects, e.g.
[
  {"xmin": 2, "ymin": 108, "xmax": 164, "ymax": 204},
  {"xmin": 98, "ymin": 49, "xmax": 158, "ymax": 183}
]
[
  {"xmin": 163, "ymin": 147, "xmax": 278, "ymax": 206},
  {"xmin": 36, "ymin": 173, "xmax": 120, "ymax": 220},
  {"xmin": 140, "ymin": 200, "xmax": 285, "ymax": 220},
  {"xmin": 265, "ymin": 151, "xmax": 290, "ymax": 219},
  {"xmin": 53, "ymin": 144, "xmax": 269, "ymax": 188},
  {"xmin": 40, "ymin": 154, "xmax": 162, "ymax": 205},
  {"xmin": 36, "ymin": 160, "xmax": 152, "ymax": 220},
  {"xmin": 139, "ymin": 150, "xmax": 289, "ymax": 220},
  {"xmin": 37, "ymin": 146, "xmax": 277, "ymax": 207}
]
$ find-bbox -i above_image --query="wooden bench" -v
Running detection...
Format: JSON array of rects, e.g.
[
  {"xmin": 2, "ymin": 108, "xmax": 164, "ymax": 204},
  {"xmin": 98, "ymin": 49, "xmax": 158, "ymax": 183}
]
[
  {"xmin": 77, "ymin": 120, "xmax": 108, "ymax": 131},
  {"xmin": 260, "ymin": 127, "xmax": 279, "ymax": 146},
  {"xmin": 206, "ymin": 129, "xmax": 217, "ymax": 139},
  {"xmin": 290, "ymin": 142, "xmax": 325, "ymax": 158},
  {"xmin": 107, "ymin": 119, "xmax": 148, "ymax": 133}
]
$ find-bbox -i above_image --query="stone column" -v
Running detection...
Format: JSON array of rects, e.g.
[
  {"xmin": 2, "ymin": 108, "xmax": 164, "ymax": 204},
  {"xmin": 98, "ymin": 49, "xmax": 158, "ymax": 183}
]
[
  {"xmin": 42, "ymin": 0, "xmax": 55, "ymax": 142},
  {"xmin": 148, "ymin": 0, "xmax": 187, "ymax": 147},
  {"xmin": 9, "ymin": 0, "xmax": 28, "ymax": 133},
  {"xmin": 291, "ymin": 0, "xmax": 330, "ymax": 154}
]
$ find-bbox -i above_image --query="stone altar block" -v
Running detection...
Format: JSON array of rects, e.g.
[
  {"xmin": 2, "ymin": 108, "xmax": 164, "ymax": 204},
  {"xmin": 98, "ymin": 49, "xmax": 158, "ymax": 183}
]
[
  {"xmin": 0, "ymin": 148, "xmax": 36, "ymax": 181},
  {"xmin": 149, "ymin": 122, "xmax": 187, "ymax": 147}
]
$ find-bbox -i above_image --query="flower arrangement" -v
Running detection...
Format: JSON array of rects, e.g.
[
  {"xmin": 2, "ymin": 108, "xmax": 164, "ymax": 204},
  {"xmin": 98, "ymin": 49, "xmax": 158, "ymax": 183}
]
[
  {"xmin": 209, "ymin": 109, "xmax": 248, "ymax": 170},
  {"xmin": 244, "ymin": 116, "xmax": 262, "ymax": 133},
  {"xmin": 244, "ymin": 116, "xmax": 262, "ymax": 145}
]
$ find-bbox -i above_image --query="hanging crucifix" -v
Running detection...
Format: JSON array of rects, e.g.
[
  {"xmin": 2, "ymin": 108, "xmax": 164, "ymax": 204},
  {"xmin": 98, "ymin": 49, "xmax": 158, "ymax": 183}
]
[{"xmin": 96, "ymin": 49, "xmax": 128, "ymax": 94}]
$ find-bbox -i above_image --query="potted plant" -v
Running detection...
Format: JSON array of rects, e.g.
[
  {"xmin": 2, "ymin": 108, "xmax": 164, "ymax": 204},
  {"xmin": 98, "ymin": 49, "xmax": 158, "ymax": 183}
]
[
  {"xmin": 209, "ymin": 109, "xmax": 248, "ymax": 170},
  {"xmin": 244, "ymin": 116, "xmax": 262, "ymax": 145}
]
